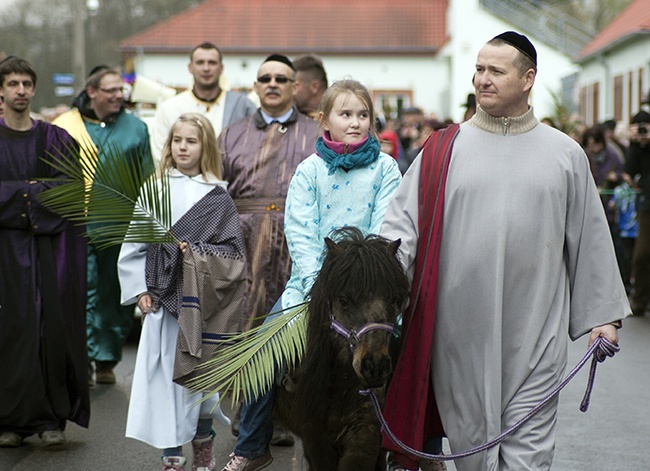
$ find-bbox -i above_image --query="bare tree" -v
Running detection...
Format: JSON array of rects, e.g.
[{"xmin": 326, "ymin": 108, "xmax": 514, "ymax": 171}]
[
  {"xmin": 0, "ymin": 0, "xmax": 200, "ymax": 110},
  {"xmin": 543, "ymin": 0, "xmax": 634, "ymax": 31}
]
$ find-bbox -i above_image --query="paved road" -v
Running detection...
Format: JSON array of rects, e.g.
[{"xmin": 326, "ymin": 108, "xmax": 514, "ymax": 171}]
[
  {"xmin": 553, "ymin": 314, "xmax": 650, "ymax": 471},
  {"xmin": 1, "ymin": 316, "xmax": 648, "ymax": 470}
]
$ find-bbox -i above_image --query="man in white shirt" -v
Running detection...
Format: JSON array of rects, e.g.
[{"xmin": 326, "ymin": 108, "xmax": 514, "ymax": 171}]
[{"xmin": 150, "ymin": 42, "xmax": 256, "ymax": 163}]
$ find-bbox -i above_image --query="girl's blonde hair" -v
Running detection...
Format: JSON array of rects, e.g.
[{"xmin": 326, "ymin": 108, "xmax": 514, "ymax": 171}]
[
  {"xmin": 317, "ymin": 78, "xmax": 377, "ymax": 137},
  {"xmin": 160, "ymin": 113, "xmax": 222, "ymax": 180}
]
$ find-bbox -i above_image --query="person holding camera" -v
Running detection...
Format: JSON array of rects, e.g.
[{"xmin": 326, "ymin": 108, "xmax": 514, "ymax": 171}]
[{"xmin": 625, "ymin": 109, "xmax": 650, "ymax": 316}]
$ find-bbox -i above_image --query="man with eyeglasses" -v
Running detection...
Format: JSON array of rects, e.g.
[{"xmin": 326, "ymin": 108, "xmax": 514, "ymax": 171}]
[
  {"xmin": 150, "ymin": 42, "xmax": 256, "ymax": 164},
  {"xmin": 219, "ymin": 54, "xmax": 318, "ymax": 471},
  {"xmin": 54, "ymin": 66, "xmax": 154, "ymax": 387}
]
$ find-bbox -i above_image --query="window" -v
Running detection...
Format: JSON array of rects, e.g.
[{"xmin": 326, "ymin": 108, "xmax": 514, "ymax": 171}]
[
  {"xmin": 614, "ymin": 75, "xmax": 623, "ymax": 121},
  {"xmin": 592, "ymin": 82, "xmax": 599, "ymax": 125},
  {"xmin": 628, "ymin": 71, "xmax": 633, "ymax": 122},
  {"xmin": 639, "ymin": 68, "xmax": 646, "ymax": 109},
  {"xmin": 372, "ymin": 89, "xmax": 413, "ymax": 119}
]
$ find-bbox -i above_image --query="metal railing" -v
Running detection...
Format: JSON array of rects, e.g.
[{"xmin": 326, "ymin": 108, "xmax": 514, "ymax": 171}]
[{"xmin": 479, "ymin": 0, "xmax": 597, "ymax": 58}]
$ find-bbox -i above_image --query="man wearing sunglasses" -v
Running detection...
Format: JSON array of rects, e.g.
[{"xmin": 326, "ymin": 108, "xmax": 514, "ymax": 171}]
[
  {"xmin": 219, "ymin": 54, "xmax": 319, "ymax": 471},
  {"xmin": 150, "ymin": 42, "xmax": 257, "ymax": 164},
  {"xmin": 54, "ymin": 67, "xmax": 154, "ymax": 388}
]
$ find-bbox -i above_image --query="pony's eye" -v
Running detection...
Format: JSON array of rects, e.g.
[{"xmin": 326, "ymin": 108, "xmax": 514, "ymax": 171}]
[
  {"xmin": 338, "ymin": 297, "xmax": 350, "ymax": 309},
  {"xmin": 395, "ymin": 295, "xmax": 408, "ymax": 312}
]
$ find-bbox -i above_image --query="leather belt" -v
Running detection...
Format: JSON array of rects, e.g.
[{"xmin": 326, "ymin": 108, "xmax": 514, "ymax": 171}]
[{"xmin": 233, "ymin": 198, "xmax": 284, "ymax": 214}]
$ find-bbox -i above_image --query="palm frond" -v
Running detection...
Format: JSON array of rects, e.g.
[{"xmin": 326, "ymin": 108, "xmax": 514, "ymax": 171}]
[
  {"xmin": 188, "ymin": 303, "xmax": 309, "ymax": 407},
  {"xmin": 37, "ymin": 137, "xmax": 175, "ymax": 248},
  {"xmin": 546, "ymin": 86, "xmax": 577, "ymax": 136}
]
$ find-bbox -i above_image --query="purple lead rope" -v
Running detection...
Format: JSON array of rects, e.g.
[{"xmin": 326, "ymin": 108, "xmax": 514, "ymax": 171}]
[{"xmin": 360, "ymin": 336, "xmax": 620, "ymax": 462}]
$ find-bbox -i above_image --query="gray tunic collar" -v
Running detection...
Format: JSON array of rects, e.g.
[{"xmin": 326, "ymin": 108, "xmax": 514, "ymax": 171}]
[{"xmin": 469, "ymin": 105, "xmax": 538, "ymax": 135}]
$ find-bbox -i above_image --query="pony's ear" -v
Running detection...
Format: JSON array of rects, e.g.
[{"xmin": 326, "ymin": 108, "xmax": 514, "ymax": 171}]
[
  {"xmin": 324, "ymin": 237, "xmax": 343, "ymax": 257},
  {"xmin": 387, "ymin": 238, "xmax": 402, "ymax": 256}
]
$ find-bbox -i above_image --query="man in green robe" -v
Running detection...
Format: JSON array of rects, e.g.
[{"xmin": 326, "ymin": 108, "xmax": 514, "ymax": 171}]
[{"xmin": 54, "ymin": 67, "xmax": 153, "ymax": 385}]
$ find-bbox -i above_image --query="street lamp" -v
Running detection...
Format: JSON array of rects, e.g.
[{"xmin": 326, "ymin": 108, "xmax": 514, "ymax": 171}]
[{"xmin": 72, "ymin": 0, "xmax": 100, "ymax": 90}]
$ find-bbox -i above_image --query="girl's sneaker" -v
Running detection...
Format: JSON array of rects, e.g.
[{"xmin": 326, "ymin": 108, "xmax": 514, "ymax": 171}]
[
  {"xmin": 191, "ymin": 435, "xmax": 216, "ymax": 471},
  {"xmin": 162, "ymin": 456, "xmax": 187, "ymax": 471}
]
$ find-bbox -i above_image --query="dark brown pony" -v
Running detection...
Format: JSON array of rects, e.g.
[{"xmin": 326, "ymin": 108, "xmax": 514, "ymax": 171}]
[{"xmin": 275, "ymin": 227, "xmax": 410, "ymax": 471}]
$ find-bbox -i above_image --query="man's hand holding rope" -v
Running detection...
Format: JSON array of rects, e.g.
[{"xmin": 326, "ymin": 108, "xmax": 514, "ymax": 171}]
[{"xmin": 588, "ymin": 323, "xmax": 619, "ymax": 348}]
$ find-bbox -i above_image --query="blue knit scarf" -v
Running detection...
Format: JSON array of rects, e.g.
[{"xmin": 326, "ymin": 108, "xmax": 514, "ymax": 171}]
[{"xmin": 316, "ymin": 134, "xmax": 381, "ymax": 175}]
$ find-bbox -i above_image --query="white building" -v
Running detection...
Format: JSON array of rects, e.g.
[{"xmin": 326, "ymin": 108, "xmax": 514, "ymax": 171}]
[
  {"xmin": 575, "ymin": 0, "xmax": 650, "ymax": 126},
  {"xmin": 120, "ymin": 0, "xmax": 591, "ymax": 123}
]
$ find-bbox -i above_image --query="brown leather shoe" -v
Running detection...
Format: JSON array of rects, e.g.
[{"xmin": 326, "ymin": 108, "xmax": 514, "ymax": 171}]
[
  {"xmin": 0, "ymin": 432, "xmax": 23, "ymax": 447},
  {"xmin": 95, "ymin": 362, "xmax": 117, "ymax": 384}
]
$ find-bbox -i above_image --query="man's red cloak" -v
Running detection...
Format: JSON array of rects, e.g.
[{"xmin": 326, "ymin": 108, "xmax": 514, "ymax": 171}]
[{"xmin": 382, "ymin": 124, "xmax": 460, "ymax": 469}]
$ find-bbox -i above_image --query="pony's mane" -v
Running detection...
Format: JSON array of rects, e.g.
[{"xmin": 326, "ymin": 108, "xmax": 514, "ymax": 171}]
[
  {"xmin": 295, "ymin": 227, "xmax": 410, "ymax": 414},
  {"xmin": 310, "ymin": 227, "xmax": 408, "ymax": 318}
]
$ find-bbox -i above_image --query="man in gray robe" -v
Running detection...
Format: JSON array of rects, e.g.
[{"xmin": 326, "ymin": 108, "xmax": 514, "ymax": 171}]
[{"xmin": 381, "ymin": 32, "xmax": 630, "ymax": 471}]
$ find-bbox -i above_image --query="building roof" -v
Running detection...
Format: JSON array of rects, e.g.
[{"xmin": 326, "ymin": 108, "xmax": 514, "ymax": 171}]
[
  {"xmin": 577, "ymin": 0, "xmax": 650, "ymax": 61},
  {"xmin": 120, "ymin": 0, "xmax": 449, "ymax": 55}
]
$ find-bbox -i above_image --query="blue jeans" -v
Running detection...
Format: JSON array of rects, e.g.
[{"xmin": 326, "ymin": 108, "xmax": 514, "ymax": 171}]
[{"xmin": 234, "ymin": 297, "xmax": 284, "ymax": 458}]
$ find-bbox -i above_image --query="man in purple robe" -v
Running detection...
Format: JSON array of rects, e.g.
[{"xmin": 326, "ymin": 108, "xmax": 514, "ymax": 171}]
[{"xmin": 0, "ymin": 56, "xmax": 89, "ymax": 448}]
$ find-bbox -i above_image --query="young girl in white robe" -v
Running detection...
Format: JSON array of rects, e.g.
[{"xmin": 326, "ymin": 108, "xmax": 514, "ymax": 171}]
[{"xmin": 119, "ymin": 113, "xmax": 245, "ymax": 471}]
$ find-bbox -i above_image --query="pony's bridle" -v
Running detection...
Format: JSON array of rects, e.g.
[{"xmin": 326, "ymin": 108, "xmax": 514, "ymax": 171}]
[{"xmin": 329, "ymin": 313, "xmax": 395, "ymax": 351}]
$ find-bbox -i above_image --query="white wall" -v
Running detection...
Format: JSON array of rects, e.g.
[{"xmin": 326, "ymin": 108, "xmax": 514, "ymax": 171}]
[
  {"xmin": 132, "ymin": 53, "xmax": 447, "ymax": 117},
  {"xmin": 312, "ymin": 56, "xmax": 445, "ymax": 117},
  {"xmin": 578, "ymin": 38, "xmax": 650, "ymax": 124},
  {"xmin": 130, "ymin": 0, "xmax": 578, "ymax": 123},
  {"xmin": 445, "ymin": 0, "xmax": 578, "ymax": 122}
]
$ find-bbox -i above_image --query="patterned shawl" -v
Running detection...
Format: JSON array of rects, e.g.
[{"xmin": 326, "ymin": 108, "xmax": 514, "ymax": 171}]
[{"xmin": 145, "ymin": 185, "xmax": 247, "ymax": 386}]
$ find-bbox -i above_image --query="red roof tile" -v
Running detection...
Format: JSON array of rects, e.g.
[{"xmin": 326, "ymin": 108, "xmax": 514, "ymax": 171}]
[
  {"xmin": 120, "ymin": 0, "xmax": 449, "ymax": 55},
  {"xmin": 578, "ymin": 0, "xmax": 650, "ymax": 60}
]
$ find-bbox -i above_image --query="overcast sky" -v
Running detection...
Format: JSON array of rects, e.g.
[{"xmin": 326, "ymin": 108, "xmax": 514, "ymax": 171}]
[{"xmin": 0, "ymin": 0, "xmax": 16, "ymax": 11}]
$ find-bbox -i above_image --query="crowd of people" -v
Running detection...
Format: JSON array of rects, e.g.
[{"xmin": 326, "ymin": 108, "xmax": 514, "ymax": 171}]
[
  {"xmin": 0, "ymin": 29, "xmax": 643, "ymax": 471},
  {"xmin": 542, "ymin": 105, "xmax": 650, "ymax": 314}
]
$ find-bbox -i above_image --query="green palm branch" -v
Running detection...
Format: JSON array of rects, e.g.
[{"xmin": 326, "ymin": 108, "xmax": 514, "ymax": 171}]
[
  {"xmin": 38, "ymin": 138, "xmax": 307, "ymax": 406},
  {"xmin": 188, "ymin": 303, "xmax": 309, "ymax": 407},
  {"xmin": 38, "ymin": 137, "xmax": 175, "ymax": 248},
  {"xmin": 547, "ymin": 86, "xmax": 577, "ymax": 136}
]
